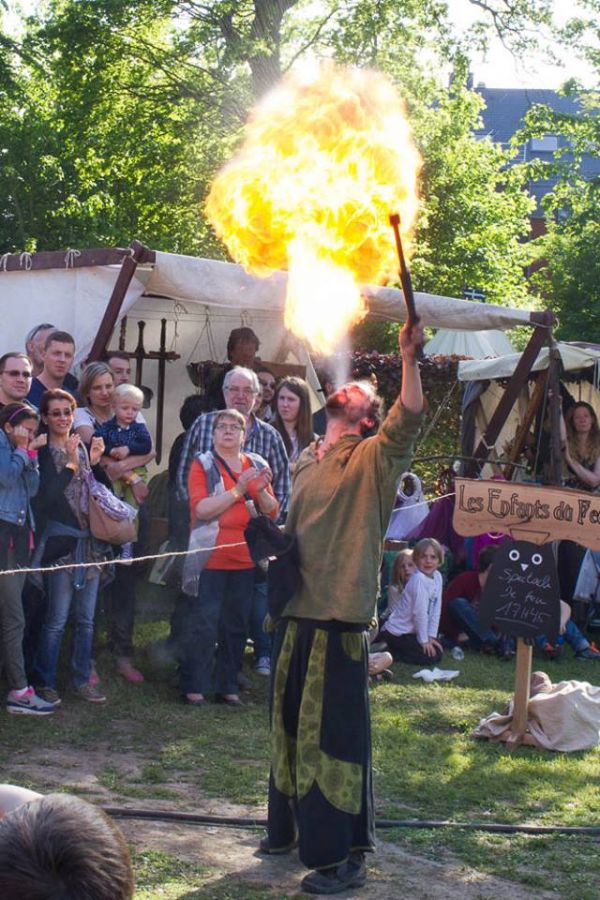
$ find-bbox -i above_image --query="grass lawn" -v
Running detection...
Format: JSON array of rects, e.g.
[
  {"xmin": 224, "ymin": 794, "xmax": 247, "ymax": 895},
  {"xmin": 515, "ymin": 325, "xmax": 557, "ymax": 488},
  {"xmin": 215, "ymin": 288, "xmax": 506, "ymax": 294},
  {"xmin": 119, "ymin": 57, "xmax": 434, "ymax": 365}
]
[{"xmin": 1, "ymin": 584, "xmax": 599, "ymax": 898}]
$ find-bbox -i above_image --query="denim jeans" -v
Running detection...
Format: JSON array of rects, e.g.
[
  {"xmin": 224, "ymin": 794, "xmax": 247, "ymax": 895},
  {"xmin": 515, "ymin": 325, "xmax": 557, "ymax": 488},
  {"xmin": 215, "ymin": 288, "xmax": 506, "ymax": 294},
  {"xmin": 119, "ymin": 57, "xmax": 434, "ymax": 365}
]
[
  {"xmin": 448, "ymin": 596, "xmax": 497, "ymax": 649},
  {"xmin": 179, "ymin": 567, "xmax": 254, "ymax": 696},
  {"xmin": 249, "ymin": 577, "xmax": 271, "ymax": 660},
  {"xmin": 35, "ymin": 570, "xmax": 100, "ymax": 689},
  {"xmin": 534, "ymin": 619, "xmax": 589, "ymax": 653}
]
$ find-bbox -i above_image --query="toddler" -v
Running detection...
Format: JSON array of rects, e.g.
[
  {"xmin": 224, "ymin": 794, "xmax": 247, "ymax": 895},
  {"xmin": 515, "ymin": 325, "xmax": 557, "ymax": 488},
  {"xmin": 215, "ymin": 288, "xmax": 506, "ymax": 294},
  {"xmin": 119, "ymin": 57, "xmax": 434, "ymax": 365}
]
[
  {"xmin": 382, "ymin": 538, "xmax": 444, "ymax": 665},
  {"xmin": 95, "ymin": 384, "xmax": 152, "ymax": 561}
]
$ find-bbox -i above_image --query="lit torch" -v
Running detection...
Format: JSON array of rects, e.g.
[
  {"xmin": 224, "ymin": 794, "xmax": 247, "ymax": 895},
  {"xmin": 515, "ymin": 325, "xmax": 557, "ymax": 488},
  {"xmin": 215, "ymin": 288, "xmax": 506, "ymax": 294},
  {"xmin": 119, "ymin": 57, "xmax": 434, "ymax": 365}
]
[{"xmin": 205, "ymin": 62, "xmax": 422, "ymax": 355}]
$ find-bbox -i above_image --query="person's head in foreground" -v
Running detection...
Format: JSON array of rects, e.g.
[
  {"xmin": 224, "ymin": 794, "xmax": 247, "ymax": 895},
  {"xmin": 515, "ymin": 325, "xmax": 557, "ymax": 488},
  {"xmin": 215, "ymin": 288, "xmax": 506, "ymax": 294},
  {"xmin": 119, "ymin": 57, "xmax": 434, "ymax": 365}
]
[{"xmin": 0, "ymin": 792, "xmax": 134, "ymax": 900}]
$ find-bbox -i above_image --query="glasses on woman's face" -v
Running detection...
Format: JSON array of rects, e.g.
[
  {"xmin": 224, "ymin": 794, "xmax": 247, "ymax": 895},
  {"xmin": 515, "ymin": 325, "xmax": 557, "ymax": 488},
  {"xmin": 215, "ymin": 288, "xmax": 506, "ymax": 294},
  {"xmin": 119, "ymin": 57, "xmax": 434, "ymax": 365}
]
[
  {"xmin": 47, "ymin": 409, "xmax": 73, "ymax": 418},
  {"xmin": 215, "ymin": 423, "xmax": 243, "ymax": 432}
]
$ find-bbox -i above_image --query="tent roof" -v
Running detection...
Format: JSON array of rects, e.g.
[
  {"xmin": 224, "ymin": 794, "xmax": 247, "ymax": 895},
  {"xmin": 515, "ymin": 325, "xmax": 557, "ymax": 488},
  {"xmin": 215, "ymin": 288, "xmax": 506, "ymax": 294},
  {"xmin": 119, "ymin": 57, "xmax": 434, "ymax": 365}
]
[
  {"xmin": 0, "ymin": 247, "xmax": 547, "ymax": 364},
  {"xmin": 458, "ymin": 343, "xmax": 600, "ymax": 382},
  {"xmin": 145, "ymin": 251, "xmax": 538, "ymax": 332},
  {"xmin": 423, "ymin": 328, "xmax": 515, "ymax": 359}
]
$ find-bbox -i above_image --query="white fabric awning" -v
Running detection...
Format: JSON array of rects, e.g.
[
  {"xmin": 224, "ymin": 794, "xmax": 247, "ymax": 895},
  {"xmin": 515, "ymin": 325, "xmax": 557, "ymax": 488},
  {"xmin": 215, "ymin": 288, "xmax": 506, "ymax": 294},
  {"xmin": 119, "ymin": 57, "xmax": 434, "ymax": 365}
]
[
  {"xmin": 458, "ymin": 343, "xmax": 600, "ymax": 382},
  {"xmin": 423, "ymin": 328, "xmax": 515, "ymax": 359}
]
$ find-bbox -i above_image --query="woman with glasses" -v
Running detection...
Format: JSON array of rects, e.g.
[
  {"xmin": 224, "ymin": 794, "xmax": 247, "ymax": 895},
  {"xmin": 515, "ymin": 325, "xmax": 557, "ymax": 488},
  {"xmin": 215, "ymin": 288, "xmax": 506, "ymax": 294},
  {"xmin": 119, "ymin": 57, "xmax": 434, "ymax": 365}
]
[
  {"xmin": 180, "ymin": 409, "xmax": 278, "ymax": 706},
  {"xmin": 32, "ymin": 390, "xmax": 110, "ymax": 706}
]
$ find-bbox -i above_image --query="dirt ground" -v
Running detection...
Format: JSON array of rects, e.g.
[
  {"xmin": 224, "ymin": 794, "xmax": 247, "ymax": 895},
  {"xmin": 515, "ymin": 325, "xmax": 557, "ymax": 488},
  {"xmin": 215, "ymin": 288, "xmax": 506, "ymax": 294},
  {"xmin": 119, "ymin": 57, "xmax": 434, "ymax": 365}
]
[{"xmin": 7, "ymin": 745, "xmax": 562, "ymax": 899}]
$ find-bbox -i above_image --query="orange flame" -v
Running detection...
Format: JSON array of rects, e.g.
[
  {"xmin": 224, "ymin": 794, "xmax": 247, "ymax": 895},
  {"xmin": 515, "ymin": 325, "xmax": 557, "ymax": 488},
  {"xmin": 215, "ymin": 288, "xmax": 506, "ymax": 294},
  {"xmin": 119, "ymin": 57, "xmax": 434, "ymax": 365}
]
[{"xmin": 206, "ymin": 62, "xmax": 421, "ymax": 354}]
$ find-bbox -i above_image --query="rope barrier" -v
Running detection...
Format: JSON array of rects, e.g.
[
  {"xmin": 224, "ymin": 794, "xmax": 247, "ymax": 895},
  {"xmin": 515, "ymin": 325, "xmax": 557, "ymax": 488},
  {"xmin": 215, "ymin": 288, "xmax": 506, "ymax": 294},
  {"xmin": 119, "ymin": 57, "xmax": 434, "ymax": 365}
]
[{"xmin": 0, "ymin": 491, "xmax": 457, "ymax": 578}]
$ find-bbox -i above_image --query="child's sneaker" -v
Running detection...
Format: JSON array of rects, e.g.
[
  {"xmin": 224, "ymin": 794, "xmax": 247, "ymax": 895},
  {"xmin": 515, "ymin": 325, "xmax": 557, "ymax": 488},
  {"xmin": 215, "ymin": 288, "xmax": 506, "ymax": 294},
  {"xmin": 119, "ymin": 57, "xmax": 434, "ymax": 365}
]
[
  {"xmin": 119, "ymin": 542, "xmax": 134, "ymax": 565},
  {"xmin": 254, "ymin": 656, "xmax": 271, "ymax": 676},
  {"xmin": 6, "ymin": 686, "xmax": 55, "ymax": 716},
  {"xmin": 542, "ymin": 642, "xmax": 563, "ymax": 660},
  {"xmin": 575, "ymin": 642, "xmax": 600, "ymax": 660}
]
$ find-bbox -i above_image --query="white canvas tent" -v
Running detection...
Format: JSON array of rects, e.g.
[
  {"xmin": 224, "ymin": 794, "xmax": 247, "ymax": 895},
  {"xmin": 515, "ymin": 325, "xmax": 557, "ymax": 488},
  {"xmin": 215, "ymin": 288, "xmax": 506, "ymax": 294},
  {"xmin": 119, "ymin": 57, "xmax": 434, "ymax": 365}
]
[
  {"xmin": 458, "ymin": 342, "xmax": 600, "ymax": 479},
  {"xmin": 0, "ymin": 247, "xmax": 545, "ymax": 469},
  {"xmin": 424, "ymin": 328, "xmax": 515, "ymax": 359}
]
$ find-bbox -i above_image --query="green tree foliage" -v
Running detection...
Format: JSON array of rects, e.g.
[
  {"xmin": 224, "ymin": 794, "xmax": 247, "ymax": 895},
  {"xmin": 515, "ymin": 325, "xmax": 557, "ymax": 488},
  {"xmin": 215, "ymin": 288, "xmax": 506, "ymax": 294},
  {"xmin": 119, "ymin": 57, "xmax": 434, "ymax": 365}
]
[
  {"xmin": 520, "ymin": 80, "xmax": 600, "ymax": 342},
  {"xmin": 0, "ymin": 0, "xmax": 553, "ymax": 321}
]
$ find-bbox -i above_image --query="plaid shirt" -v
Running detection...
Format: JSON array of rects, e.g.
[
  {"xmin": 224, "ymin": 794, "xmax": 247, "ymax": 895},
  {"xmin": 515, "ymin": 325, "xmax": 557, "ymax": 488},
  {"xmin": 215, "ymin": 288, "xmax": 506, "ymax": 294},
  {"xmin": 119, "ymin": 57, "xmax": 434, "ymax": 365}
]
[{"xmin": 176, "ymin": 411, "xmax": 291, "ymax": 520}]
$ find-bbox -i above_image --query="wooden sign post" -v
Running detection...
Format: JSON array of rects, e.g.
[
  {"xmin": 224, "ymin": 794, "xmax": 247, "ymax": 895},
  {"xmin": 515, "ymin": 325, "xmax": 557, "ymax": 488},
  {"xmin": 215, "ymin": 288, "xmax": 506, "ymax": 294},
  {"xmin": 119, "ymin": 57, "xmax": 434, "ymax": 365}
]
[{"xmin": 450, "ymin": 478, "xmax": 600, "ymax": 750}]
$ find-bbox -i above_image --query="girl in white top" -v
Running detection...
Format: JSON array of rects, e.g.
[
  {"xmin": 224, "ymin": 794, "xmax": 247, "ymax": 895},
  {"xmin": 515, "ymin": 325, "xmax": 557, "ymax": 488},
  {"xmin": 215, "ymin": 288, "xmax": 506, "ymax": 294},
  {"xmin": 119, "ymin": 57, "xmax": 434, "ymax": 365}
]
[
  {"xmin": 382, "ymin": 538, "xmax": 444, "ymax": 665},
  {"xmin": 386, "ymin": 548, "xmax": 416, "ymax": 615}
]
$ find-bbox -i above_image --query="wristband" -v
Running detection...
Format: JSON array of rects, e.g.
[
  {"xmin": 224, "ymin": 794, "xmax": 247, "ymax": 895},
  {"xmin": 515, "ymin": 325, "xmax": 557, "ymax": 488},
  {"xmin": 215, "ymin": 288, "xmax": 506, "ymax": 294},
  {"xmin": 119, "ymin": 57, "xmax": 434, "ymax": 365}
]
[
  {"xmin": 231, "ymin": 487, "xmax": 242, "ymax": 501},
  {"xmin": 65, "ymin": 462, "xmax": 79, "ymax": 473}
]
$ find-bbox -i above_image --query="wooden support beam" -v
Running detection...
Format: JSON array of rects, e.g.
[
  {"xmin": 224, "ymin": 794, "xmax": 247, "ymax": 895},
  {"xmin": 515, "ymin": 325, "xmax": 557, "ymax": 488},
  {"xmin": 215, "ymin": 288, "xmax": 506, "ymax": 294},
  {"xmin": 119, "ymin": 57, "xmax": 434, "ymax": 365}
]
[
  {"xmin": 503, "ymin": 370, "xmax": 548, "ymax": 481},
  {"xmin": 0, "ymin": 244, "xmax": 155, "ymax": 273},
  {"xmin": 87, "ymin": 241, "xmax": 151, "ymax": 363},
  {"xmin": 467, "ymin": 322, "xmax": 553, "ymax": 476},
  {"xmin": 546, "ymin": 344, "xmax": 563, "ymax": 487}
]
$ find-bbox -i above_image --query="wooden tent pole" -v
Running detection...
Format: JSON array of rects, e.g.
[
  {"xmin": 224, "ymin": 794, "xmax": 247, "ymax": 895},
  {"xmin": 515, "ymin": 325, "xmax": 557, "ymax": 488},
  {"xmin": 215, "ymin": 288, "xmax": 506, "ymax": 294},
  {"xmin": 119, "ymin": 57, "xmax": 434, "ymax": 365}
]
[
  {"xmin": 467, "ymin": 315, "xmax": 554, "ymax": 476},
  {"xmin": 87, "ymin": 240, "xmax": 152, "ymax": 362},
  {"xmin": 547, "ymin": 343, "xmax": 563, "ymax": 486}
]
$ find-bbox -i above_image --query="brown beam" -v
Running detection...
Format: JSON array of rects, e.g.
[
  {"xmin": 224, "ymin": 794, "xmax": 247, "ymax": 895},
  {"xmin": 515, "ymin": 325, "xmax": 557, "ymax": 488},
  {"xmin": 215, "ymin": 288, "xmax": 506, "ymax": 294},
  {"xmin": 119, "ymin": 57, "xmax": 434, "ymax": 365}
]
[
  {"xmin": 546, "ymin": 343, "xmax": 563, "ymax": 486},
  {"xmin": 0, "ymin": 244, "xmax": 155, "ymax": 273},
  {"xmin": 468, "ymin": 323, "xmax": 553, "ymax": 476},
  {"xmin": 87, "ymin": 241, "xmax": 152, "ymax": 363}
]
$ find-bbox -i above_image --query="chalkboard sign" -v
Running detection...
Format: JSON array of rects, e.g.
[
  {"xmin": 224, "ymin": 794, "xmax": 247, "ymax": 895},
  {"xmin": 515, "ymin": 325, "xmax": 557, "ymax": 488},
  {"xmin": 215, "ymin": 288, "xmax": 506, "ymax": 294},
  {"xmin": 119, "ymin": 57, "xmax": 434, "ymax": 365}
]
[{"xmin": 480, "ymin": 540, "xmax": 561, "ymax": 640}]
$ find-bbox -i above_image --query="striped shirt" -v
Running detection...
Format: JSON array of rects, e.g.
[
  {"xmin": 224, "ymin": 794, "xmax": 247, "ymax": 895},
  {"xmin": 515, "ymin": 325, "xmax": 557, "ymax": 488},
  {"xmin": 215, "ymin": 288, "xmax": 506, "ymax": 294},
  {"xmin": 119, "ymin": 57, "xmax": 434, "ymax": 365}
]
[{"xmin": 176, "ymin": 411, "xmax": 291, "ymax": 520}]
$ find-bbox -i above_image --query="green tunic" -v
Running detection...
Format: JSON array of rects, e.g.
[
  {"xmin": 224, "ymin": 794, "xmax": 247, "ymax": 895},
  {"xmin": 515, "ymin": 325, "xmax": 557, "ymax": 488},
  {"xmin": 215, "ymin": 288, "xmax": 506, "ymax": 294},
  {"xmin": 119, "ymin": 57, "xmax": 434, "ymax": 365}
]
[{"xmin": 283, "ymin": 401, "xmax": 423, "ymax": 624}]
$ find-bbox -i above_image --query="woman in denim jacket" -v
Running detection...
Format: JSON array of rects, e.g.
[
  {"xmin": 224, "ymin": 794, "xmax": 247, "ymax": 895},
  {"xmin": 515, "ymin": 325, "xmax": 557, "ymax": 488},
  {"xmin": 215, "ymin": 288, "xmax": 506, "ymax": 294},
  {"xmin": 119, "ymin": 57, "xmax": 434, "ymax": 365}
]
[{"xmin": 0, "ymin": 403, "xmax": 54, "ymax": 716}]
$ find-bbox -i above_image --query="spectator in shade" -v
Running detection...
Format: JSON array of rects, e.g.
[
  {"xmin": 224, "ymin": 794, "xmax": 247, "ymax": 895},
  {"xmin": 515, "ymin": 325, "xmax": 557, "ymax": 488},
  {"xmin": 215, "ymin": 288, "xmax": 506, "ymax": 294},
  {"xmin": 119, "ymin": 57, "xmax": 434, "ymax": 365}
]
[
  {"xmin": 24, "ymin": 323, "xmax": 55, "ymax": 378},
  {"xmin": 312, "ymin": 368, "xmax": 335, "ymax": 436},
  {"xmin": 106, "ymin": 351, "xmax": 133, "ymax": 386},
  {"xmin": 27, "ymin": 331, "xmax": 78, "ymax": 408},
  {"xmin": 205, "ymin": 327, "xmax": 261, "ymax": 411},
  {"xmin": 256, "ymin": 366, "xmax": 277, "ymax": 423},
  {"xmin": 0, "ymin": 352, "xmax": 33, "ymax": 410}
]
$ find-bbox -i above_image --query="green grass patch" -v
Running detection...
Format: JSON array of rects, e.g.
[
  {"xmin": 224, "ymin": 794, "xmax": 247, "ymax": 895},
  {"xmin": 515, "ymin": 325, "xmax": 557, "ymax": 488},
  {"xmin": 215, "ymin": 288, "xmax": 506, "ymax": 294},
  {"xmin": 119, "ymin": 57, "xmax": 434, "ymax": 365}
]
[{"xmin": 2, "ymin": 588, "xmax": 599, "ymax": 897}]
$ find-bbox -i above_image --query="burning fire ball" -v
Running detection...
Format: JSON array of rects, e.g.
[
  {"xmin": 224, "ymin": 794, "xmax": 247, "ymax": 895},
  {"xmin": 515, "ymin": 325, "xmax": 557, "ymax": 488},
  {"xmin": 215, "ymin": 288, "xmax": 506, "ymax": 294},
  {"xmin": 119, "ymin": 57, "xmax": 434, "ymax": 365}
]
[{"xmin": 206, "ymin": 62, "xmax": 422, "ymax": 354}]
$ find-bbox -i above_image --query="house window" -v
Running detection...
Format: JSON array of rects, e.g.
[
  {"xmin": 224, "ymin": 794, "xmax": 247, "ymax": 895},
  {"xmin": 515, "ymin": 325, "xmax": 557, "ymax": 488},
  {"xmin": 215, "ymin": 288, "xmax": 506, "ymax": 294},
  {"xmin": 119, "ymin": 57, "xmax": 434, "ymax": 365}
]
[{"xmin": 529, "ymin": 136, "xmax": 559, "ymax": 153}]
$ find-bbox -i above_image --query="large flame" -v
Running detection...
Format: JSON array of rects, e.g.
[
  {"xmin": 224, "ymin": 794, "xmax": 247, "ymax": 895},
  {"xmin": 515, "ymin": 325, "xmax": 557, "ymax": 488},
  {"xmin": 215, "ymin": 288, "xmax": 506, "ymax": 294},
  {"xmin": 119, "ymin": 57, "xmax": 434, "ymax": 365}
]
[{"xmin": 206, "ymin": 63, "xmax": 421, "ymax": 354}]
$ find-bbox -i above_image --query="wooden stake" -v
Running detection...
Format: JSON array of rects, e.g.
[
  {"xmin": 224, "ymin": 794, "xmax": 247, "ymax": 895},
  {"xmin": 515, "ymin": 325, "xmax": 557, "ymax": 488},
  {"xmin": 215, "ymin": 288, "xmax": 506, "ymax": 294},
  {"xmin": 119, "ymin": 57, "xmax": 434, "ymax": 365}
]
[{"xmin": 506, "ymin": 638, "xmax": 533, "ymax": 749}]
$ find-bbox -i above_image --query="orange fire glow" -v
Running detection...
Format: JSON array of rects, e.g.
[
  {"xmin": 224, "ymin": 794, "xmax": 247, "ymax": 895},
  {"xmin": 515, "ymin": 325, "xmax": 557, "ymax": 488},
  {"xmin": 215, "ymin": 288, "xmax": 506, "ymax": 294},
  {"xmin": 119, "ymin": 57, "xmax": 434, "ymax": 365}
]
[{"xmin": 205, "ymin": 63, "xmax": 421, "ymax": 353}]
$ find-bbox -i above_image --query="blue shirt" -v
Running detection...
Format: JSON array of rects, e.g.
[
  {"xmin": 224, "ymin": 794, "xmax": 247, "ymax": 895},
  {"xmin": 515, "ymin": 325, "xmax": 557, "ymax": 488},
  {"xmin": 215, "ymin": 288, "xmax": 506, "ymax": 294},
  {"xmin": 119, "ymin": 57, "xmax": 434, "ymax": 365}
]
[
  {"xmin": 95, "ymin": 417, "xmax": 152, "ymax": 455},
  {"xmin": 27, "ymin": 372, "xmax": 79, "ymax": 409}
]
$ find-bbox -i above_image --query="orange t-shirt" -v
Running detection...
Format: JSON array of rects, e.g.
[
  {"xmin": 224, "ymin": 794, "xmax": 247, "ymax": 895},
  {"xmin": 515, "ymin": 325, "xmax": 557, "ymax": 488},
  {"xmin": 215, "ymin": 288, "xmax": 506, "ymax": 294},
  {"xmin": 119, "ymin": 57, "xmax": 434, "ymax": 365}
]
[{"xmin": 188, "ymin": 455, "xmax": 278, "ymax": 569}]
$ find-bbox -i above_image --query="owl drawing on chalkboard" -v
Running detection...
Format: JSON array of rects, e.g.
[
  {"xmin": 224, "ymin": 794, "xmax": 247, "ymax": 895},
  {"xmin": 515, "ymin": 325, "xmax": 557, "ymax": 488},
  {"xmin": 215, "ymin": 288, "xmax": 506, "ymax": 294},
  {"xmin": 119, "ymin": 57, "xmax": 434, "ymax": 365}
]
[{"xmin": 480, "ymin": 540, "xmax": 561, "ymax": 640}]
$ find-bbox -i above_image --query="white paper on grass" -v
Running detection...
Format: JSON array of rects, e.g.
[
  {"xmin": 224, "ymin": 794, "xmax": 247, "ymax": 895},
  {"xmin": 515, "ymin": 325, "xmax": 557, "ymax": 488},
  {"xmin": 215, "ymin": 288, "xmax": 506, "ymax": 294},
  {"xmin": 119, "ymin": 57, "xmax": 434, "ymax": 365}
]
[{"xmin": 412, "ymin": 668, "xmax": 460, "ymax": 682}]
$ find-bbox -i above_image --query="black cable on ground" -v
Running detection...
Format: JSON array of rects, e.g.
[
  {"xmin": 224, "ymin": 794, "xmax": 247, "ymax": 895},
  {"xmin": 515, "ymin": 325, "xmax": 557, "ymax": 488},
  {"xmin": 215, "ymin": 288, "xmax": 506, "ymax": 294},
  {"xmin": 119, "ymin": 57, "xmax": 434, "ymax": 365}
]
[{"xmin": 103, "ymin": 806, "xmax": 600, "ymax": 836}]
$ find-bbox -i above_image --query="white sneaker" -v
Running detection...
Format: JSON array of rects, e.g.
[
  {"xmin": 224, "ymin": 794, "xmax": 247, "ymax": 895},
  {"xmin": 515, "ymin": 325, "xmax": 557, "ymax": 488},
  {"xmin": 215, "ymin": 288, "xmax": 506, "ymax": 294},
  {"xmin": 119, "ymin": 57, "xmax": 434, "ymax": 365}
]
[
  {"xmin": 6, "ymin": 686, "xmax": 56, "ymax": 716},
  {"xmin": 254, "ymin": 656, "xmax": 271, "ymax": 676}
]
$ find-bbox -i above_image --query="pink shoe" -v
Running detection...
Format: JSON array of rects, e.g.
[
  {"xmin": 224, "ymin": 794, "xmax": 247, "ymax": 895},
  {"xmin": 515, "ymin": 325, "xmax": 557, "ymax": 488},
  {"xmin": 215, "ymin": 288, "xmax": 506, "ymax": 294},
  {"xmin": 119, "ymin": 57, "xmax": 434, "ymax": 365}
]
[{"xmin": 117, "ymin": 658, "xmax": 145, "ymax": 684}]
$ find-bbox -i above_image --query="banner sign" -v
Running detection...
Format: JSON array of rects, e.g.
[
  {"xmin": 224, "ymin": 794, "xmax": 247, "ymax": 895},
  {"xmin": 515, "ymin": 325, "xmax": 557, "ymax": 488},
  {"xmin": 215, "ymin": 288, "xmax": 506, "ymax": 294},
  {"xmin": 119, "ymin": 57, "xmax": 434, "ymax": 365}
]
[
  {"xmin": 480, "ymin": 541, "xmax": 561, "ymax": 640},
  {"xmin": 453, "ymin": 478, "xmax": 600, "ymax": 549}
]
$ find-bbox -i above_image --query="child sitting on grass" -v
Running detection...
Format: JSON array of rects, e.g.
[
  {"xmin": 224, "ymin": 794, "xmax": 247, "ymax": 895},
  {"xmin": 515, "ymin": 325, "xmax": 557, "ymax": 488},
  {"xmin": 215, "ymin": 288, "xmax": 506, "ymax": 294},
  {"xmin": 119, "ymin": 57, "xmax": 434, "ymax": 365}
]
[
  {"xmin": 385, "ymin": 548, "xmax": 416, "ymax": 617},
  {"xmin": 95, "ymin": 384, "xmax": 152, "ymax": 561},
  {"xmin": 381, "ymin": 538, "xmax": 444, "ymax": 665}
]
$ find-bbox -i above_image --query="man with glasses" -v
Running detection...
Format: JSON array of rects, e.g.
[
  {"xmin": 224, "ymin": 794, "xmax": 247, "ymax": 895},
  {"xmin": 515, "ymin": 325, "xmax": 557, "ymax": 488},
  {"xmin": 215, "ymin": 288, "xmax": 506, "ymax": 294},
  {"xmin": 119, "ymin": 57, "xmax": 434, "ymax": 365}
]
[
  {"xmin": 177, "ymin": 366, "xmax": 290, "ymax": 516},
  {"xmin": 0, "ymin": 353, "xmax": 33, "ymax": 410}
]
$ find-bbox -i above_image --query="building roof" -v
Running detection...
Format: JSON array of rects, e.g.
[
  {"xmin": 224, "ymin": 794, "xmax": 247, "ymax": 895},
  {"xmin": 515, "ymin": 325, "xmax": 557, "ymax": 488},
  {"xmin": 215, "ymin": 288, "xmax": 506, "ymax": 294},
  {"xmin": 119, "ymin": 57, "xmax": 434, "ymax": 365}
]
[{"xmin": 474, "ymin": 87, "xmax": 600, "ymax": 214}]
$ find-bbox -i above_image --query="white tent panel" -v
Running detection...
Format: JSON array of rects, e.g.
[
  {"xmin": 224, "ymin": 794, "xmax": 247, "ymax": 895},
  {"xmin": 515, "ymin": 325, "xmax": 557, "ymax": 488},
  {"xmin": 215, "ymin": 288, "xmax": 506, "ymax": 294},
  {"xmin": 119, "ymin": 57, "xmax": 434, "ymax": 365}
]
[
  {"xmin": 458, "ymin": 344, "xmax": 600, "ymax": 382},
  {"xmin": 424, "ymin": 329, "xmax": 515, "ymax": 359}
]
